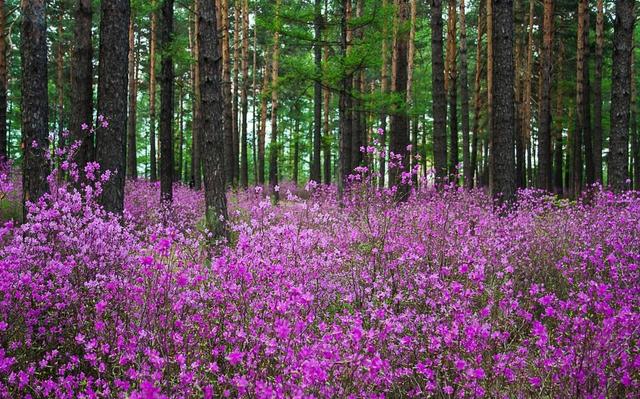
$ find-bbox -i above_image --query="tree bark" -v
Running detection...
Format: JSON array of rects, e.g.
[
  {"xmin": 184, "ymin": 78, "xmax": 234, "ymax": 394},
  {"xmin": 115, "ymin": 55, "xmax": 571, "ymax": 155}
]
[
  {"xmin": 258, "ymin": 59, "xmax": 269, "ymax": 185},
  {"xmin": 55, "ymin": 12, "xmax": 65, "ymax": 152},
  {"xmin": 149, "ymin": 5, "xmax": 158, "ymax": 181},
  {"xmin": 593, "ymin": 0, "xmax": 604, "ymax": 183},
  {"xmin": 632, "ymin": 52, "xmax": 638, "ymax": 189},
  {"xmin": 159, "ymin": 0, "xmax": 174, "ymax": 203},
  {"xmin": 573, "ymin": 0, "xmax": 586, "ymax": 197},
  {"xmin": 232, "ymin": 0, "xmax": 240, "ymax": 185},
  {"xmin": 198, "ymin": 0, "xmax": 228, "ymax": 239},
  {"xmin": 471, "ymin": 0, "xmax": 485, "ymax": 189},
  {"xmin": 240, "ymin": 0, "xmax": 249, "ymax": 187},
  {"xmin": 70, "ymin": 0, "xmax": 93, "ymax": 171},
  {"xmin": 126, "ymin": 16, "xmax": 138, "ymax": 179},
  {"xmin": 583, "ymin": 10, "xmax": 594, "ymax": 186},
  {"xmin": 538, "ymin": 0, "xmax": 553, "ymax": 191},
  {"xmin": 378, "ymin": 0, "xmax": 389, "ymax": 188},
  {"xmin": 431, "ymin": 0, "xmax": 447, "ymax": 184},
  {"xmin": 446, "ymin": 0, "xmax": 458, "ymax": 181},
  {"xmin": 553, "ymin": 41, "xmax": 564, "ymax": 195},
  {"xmin": 0, "ymin": 0, "xmax": 6, "ymax": 159},
  {"xmin": 96, "ymin": 0, "xmax": 130, "ymax": 214},
  {"xmin": 390, "ymin": 0, "xmax": 410, "ymax": 200},
  {"xmin": 189, "ymin": 4, "xmax": 201, "ymax": 188},
  {"xmin": 489, "ymin": 0, "xmax": 516, "ymax": 203},
  {"xmin": 459, "ymin": 0, "xmax": 471, "ymax": 188},
  {"xmin": 219, "ymin": 0, "xmax": 234, "ymax": 185},
  {"xmin": 609, "ymin": 0, "xmax": 634, "ymax": 191},
  {"xmin": 269, "ymin": 0, "xmax": 281, "ymax": 201},
  {"xmin": 21, "ymin": 0, "xmax": 50, "ymax": 212},
  {"xmin": 310, "ymin": 0, "xmax": 323, "ymax": 182},
  {"xmin": 338, "ymin": 0, "xmax": 353, "ymax": 195},
  {"xmin": 323, "ymin": 43, "xmax": 332, "ymax": 185}
]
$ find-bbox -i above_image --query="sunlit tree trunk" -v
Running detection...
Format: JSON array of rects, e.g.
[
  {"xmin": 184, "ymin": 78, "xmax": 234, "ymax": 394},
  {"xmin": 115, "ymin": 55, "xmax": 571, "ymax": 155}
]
[
  {"xmin": 573, "ymin": 0, "xmax": 586, "ymax": 197},
  {"xmin": 459, "ymin": 0, "xmax": 471, "ymax": 188},
  {"xmin": 593, "ymin": 0, "xmax": 604, "ymax": 183},
  {"xmin": 240, "ymin": 0, "xmax": 249, "ymax": 187},
  {"xmin": 471, "ymin": 0, "xmax": 485, "ymax": 188},
  {"xmin": 258, "ymin": 58, "xmax": 269, "ymax": 185},
  {"xmin": 269, "ymin": 0, "xmax": 281, "ymax": 201},
  {"xmin": 431, "ymin": 0, "xmax": 447, "ymax": 184},
  {"xmin": 446, "ymin": 0, "xmax": 457, "ymax": 181},
  {"xmin": 538, "ymin": 0, "xmax": 553, "ymax": 190},
  {"xmin": 127, "ymin": 16, "xmax": 138, "ymax": 179}
]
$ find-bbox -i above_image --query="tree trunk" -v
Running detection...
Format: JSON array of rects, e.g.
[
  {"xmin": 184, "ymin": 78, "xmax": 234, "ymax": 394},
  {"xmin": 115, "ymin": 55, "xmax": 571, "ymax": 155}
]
[
  {"xmin": 55, "ymin": 13, "xmax": 65, "ymax": 153},
  {"xmin": 0, "ymin": 0, "xmax": 6, "ymax": 159},
  {"xmin": 338, "ymin": 0, "xmax": 353, "ymax": 195},
  {"xmin": 609, "ymin": 0, "xmax": 634, "ymax": 191},
  {"xmin": 459, "ymin": 0, "xmax": 471, "ymax": 188},
  {"xmin": 240, "ymin": 0, "xmax": 249, "ymax": 187},
  {"xmin": 471, "ymin": 0, "xmax": 485, "ymax": 189},
  {"xmin": 486, "ymin": 0, "xmax": 493, "ymax": 158},
  {"xmin": 232, "ymin": 0, "xmax": 240, "ymax": 185},
  {"xmin": 21, "ymin": 0, "xmax": 49, "ymax": 212},
  {"xmin": 198, "ymin": 0, "xmax": 228, "ymax": 239},
  {"xmin": 323, "ymin": 44, "xmax": 332, "ymax": 185},
  {"xmin": 258, "ymin": 60, "xmax": 268, "ymax": 185},
  {"xmin": 632, "ymin": 52, "xmax": 638, "ymax": 189},
  {"xmin": 159, "ymin": 0, "xmax": 174, "ymax": 202},
  {"xmin": 490, "ymin": 0, "xmax": 516, "ymax": 203},
  {"xmin": 96, "ymin": 0, "xmax": 130, "ymax": 214},
  {"xmin": 553, "ymin": 41, "xmax": 564, "ymax": 195},
  {"xmin": 149, "ymin": 5, "xmax": 158, "ymax": 182},
  {"xmin": 378, "ymin": 0, "xmax": 389, "ymax": 188},
  {"xmin": 390, "ymin": 0, "xmax": 410, "ymax": 200},
  {"xmin": 127, "ymin": 16, "xmax": 138, "ymax": 179},
  {"xmin": 446, "ymin": 0, "xmax": 458, "ymax": 181},
  {"xmin": 593, "ymin": 0, "xmax": 604, "ymax": 183},
  {"xmin": 583, "ymin": 10, "xmax": 594, "ymax": 186},
  {"xmin": 252, "ymin": 24, "xmax": 258, "ymax": 183},
  {"xmin": 431, "ymin": 0, "xmax": 447, "ymax": 184},
  {"xmin": 310, "ymin": 0, "xmax": 323, "ymax": 183},
  {"xmin": 70, "ymin": 0, "xmax": 93, "ymax": 171},
  {"xmin": 189, "ymin": 4, "xmax": 202, "ymax": 188},
  {"xmin": 178, "ymin": 82, "xmax": 184, "ymax": 182},
  {"xmin": 573, "ymin": 0, "xmax": 586, "ymax": 197},
  {"xmin": 538, "ymin": 0, "xmax": 553, "ymax": 191},
  {"xmin": 269, "ymin": 0, "xmax": 281, "ymax": 201},
  {"xmin": 220, "ymin": 0, "xmax": 234, "ymax": 185}
]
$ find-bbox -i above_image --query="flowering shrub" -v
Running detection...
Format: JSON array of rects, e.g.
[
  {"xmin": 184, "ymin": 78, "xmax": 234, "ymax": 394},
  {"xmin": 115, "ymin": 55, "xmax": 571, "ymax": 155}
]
[{"xmin": 0, "ymin": 138, "xmax": 639, "ymax": 397}]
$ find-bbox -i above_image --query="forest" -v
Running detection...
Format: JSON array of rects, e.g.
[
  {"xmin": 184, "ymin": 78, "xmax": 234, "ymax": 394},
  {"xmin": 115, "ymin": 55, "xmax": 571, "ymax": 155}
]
[{"xmin": 0, "ymin": 0, "xmax": 639, "ymax": 397}]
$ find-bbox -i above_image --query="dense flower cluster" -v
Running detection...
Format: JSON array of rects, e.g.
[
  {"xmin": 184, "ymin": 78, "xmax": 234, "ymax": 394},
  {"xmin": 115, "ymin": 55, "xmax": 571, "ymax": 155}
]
[
  {"xmin": 0, "ymin": 158, "xmax": 13, "ymax": 200},
  {"xmin": 1, "ymin": 152, "xmax": 639, "ymax": 397}
]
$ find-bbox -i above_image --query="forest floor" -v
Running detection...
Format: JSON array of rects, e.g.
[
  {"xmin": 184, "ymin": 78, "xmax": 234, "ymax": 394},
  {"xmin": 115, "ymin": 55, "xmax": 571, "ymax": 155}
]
[{"xmin": 1, "ymin": 170, "xmax": 639, "ymax": 398}]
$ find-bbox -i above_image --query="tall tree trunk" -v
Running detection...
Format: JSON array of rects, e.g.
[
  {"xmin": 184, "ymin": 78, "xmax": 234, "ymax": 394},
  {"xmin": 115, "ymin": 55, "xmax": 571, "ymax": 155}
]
[
  {"xmin": 490, "ymin": 0, "xmax": 516, "ymax": 203},
  {"xmin": 632, "ymin": 51, "xmax": 638, "ymax": 189},
  {"xmin": 553, "ymin": 41, "xmax": 564, "ymax": 194},
  {"xmin": 149, "ymin": 5, "xmax": 158, "ymax": 182},
  {"xmin": 159, "ymin": 0, "xmax": 174, "ymax": 202},
  {"xmin": 269, "ymin": 0, "xmax": 281, "ymax": 201},
  {"xmin": 407, "ymin": 0, "xmax": 417, "ymax": 181},
  {"xmin": 71, "ymin": 0, "xmax": 93, "ymax": 170},
  {"xmin": 431, "ymin": 0, "xmax": 447, "ymax": 184},
  {"xmin": 486, "ymin": 0, "xmax": 493, "ymax": 160},
  {"xmin": 350, "ymin": 0, "xmax": 364, "ymax": 171},
  {"xmin": 55, "ymin": 12, "xmax": 65, "ymax": 152},
  {"xmin": 232, "ymin": 0, "xmax": 240, "ymax": 184},
  {"xmin": 609, "ymin": 0, "xmax": 634, "ymax": 192},
  {"xmin": 178, "ymin": 81, "xmax": 184, "ymax": 182},
  {"xmin": 219, "ymin": 0, "xmax": 234, "ymax": 185},
  {"xmin": 96, "ymin": 0, "xmax": 130, "ymax": 214},
  {"xmin": 311, "ymin": 0, "xmax": 323, "ymax": 183},
  {"xmin": 538, "ymin": 0, "xmax": 553, "ymax": 190},
  {"xmin": 471, "ymin": 0, "xmax": 485, "ymax": 189},
  {"xmin": 258, "ymin": 60, "xmax": 268, "ymax": 185},
  {"xmin": 378, "ymin": 0, "xmax": 389, "ymax": 188},
  {"xmin": 127, "ymin": 16, "xmax": 138, "ymax": 179},
  {"xmin": 519, "ymin": 0, "xmax": 534, "ymax": 188},
  {"xmin": 189, "ymin": 5, "xmax": 202, "ymax": 188},
  {"xmin": 390, "ymin": 0, "xmax": 410, "ymax": 201},
  {"xmin": 198, "ymin": 0, "xmax": 228, "ymax": 239},
  {"xmin": 0, "ymin": 0, "xmax": 6, "ymax": 159},
  {"xmin": 240, "ymin": 0, "xmax": 249, "ymax": 187},
  {"xmin": 338, "ymin": 0, "xmax": 353, "ymax": 195},
  {"xmin": 593, "ymin": 0, "xmax": 604, "ymax": 183},
  {"xmin": 21, "ymin": 0, "xmax": 49, "ymax": 212},
  {"xmin": 573, "ymin": 0, "xmax": 586, "ymax": 197},
  {"xmin": 583, "ymin": 10, "xmax": 594, "ymax": 186},
  {"xmin": 446, "ymin": 0, "xmax": 458, "ymax": 181},
  {"xmin": 252, "ymin": 24, "xmax": 258, "ymax": 183},
  {"xmin": 459, "ymin": 0, "xmax": 471, "ymax": 188},
  {"xmin": 323, "ymin": 44, "xmax": 332, "ymax": 185}
]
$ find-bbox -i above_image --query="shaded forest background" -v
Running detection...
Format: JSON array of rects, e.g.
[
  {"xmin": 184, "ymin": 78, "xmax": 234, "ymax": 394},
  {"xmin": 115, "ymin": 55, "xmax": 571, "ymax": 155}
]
[{"xmin": 1, "ymin": 0, "xmax": 639, "ymax": 203}]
